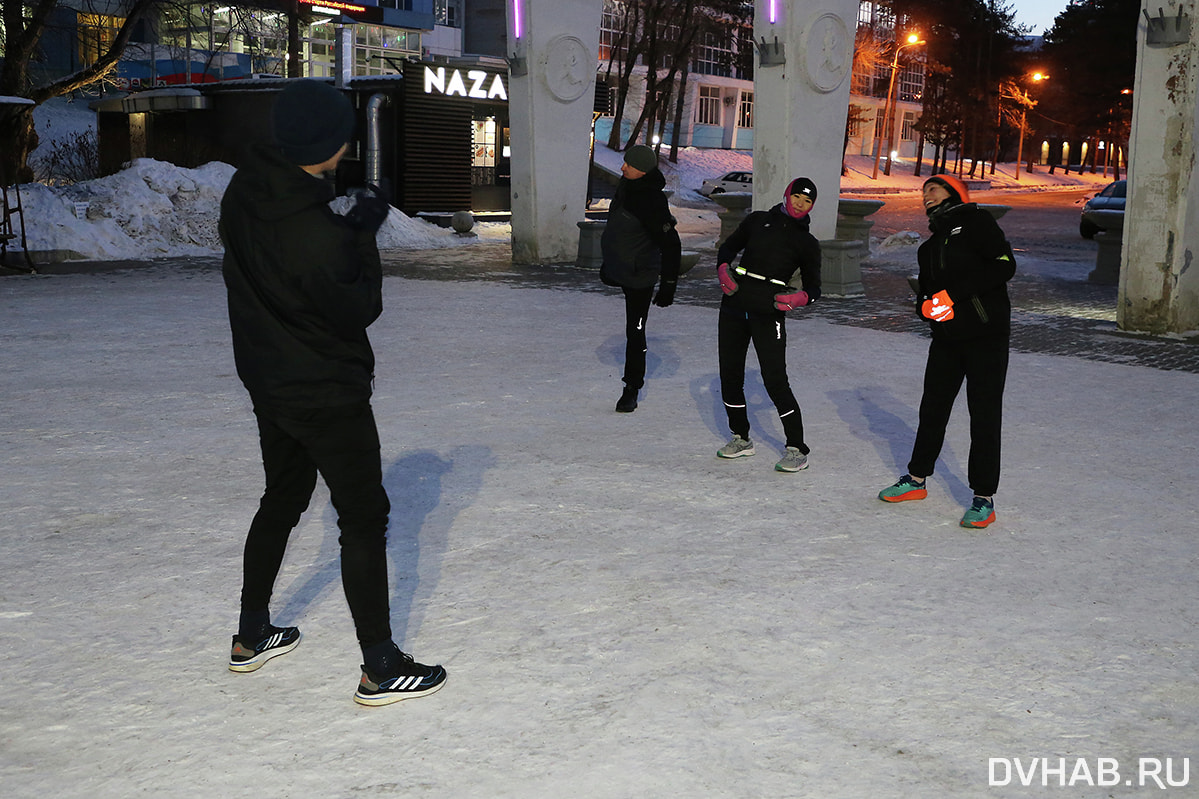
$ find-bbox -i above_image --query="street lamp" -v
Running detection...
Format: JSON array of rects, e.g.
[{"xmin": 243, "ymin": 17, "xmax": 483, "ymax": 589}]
[
  {"xmin": 1014, "ymin": 71, "xmax": 1048, "ymax": 180},
  {"xmin": 872, "ymin": 32, "xmax": 925, "ymax": 180}
]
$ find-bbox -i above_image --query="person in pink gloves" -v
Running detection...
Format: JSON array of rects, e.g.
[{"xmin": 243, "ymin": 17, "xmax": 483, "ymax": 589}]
[{"xmin": 713, "ymin": 177, "xmax": 822, "ymax": 472}]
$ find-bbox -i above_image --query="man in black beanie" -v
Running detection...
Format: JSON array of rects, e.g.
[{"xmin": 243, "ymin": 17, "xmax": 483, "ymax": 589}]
[
  {"xmin": 220, "ymin": 79, "xmax": 446, "ymax": 705},
  {"xmin": 600, "ymin": 144, "xmax": 681, "ymax": 412}
]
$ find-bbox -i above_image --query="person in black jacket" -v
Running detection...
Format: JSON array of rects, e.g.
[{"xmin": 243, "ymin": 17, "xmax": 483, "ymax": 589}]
[
  {"xmin": 713, "ymin": 177, "xmax": 822, "ymax": 472},
  {"xmin": 877, "ymin": 174, "xmax": 1016, "ymax": 529},
  {"xmin": 220, "ymin": 79, "xmax": 445, "ymax": 705},
  {"xmin": 600, "ymin": 144, "xmax": 682, "ymax": 413}
]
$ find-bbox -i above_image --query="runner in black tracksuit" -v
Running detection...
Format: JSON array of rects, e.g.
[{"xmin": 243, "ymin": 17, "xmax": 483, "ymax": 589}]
[
  {"xmin": 714, "ymin": 177, "xmax": 822, "ymax": 472},
  {"xmin": 600, "ymin": 144, "xmax": 681, "ymax": 413},
  {"xmin": 877, "ymin": 174, "xmax": 1016, "ymax": 529},
  {"xmin": 220, "ymin": 79, "xmax": 445, "ymax": 705}
]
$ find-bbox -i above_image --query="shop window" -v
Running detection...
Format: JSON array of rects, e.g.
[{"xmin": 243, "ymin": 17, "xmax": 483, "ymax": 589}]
[
  {"xmin": 472, "ymin": 117, "xmax": 498, "ymax": 185},
  {"xmin": 694, "ymin": 85, "xmax": 721, "ymax": 126}
]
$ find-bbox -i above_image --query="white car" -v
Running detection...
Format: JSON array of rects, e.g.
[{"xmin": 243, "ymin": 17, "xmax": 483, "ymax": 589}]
[{"xmin": 699, "ymin": 170, "xmax": 753, "ymax": 197}]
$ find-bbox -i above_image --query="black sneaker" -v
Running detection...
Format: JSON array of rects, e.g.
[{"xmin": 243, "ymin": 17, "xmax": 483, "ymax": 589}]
[
  {"xmin": 354, "ymin": 652, "xmax": 447, "ymax": 706},
  {"xmin": 615, "ymin": 386, "xmax": 638, "ymax": 413},
  {"xmin": 228, "ymin": 625, "xmax": 301, "ymax": 673}
]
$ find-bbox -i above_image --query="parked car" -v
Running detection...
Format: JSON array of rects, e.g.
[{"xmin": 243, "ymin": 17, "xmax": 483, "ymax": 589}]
[
  {"xmin": 1079, "ymin": 179, "xmax": 1126, "ymax": 239},
  {"xmin": 699, "ymin": 170, "xmax": 753, "ymax": 197}
]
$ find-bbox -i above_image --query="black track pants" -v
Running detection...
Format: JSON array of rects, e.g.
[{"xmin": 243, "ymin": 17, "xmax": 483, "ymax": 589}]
[
  {"xmin": 241, "ymin": 401, "xmax": 393, "ymax": 649},
  {"xmin": 908, "ymin": 335, "xmax": 1009, "ymax": 496},
  {"xmin": 622, "ymin": 285, "xmax": 654, "ymax": 389},
  {"xmin": 718, "ymin": 307, "xmax": 808, "ymax": 453}
]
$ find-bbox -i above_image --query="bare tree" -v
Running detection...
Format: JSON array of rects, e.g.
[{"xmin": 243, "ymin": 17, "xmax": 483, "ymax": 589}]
[{"xmin": 2, "ymin": 0, "xmax": 161, "ymax": 184}]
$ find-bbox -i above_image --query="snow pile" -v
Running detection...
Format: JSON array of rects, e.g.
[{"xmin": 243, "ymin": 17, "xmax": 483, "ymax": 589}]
[
  {"xmin": 18, "ymin": 158, "xmax": 502, "ymax": 261},
  {"xmin": 21, "ymin": 159, "xmax": 235, "ymax": 259}
]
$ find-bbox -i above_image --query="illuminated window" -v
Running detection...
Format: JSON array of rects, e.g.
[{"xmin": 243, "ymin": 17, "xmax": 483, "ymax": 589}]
[
  {"xmin": 77, "ymin": 14, "xmax": 123, "ymax": 67},
  {"xmin": 354, "ymin": 25, "xmax": 420, "ymax": 75},
  {"xmin": 434, "ymin": 0, "xmax": 461, "ymax": 27},
  {"xmin": 737, "ymin": 91, "xmax": 753, "ymax": 129}
]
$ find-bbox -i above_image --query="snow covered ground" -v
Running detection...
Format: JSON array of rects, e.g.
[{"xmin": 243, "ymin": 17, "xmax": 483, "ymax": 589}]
[{"xmin": 3, "ymin": 98, "xmax": 1192, "ymax": 799}]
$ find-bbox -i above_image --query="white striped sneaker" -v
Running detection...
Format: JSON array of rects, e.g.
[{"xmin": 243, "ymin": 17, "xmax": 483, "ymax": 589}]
[
  {"xmin": 228, "ymin": 626, "xmax": 301, "ymax": 672},
  {"xmin": 354, "ymin": 653, "xmax": 447, "ymax": 706}
]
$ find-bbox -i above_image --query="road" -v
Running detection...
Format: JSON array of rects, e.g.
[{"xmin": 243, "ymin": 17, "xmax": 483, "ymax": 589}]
[{"xmin": 866, "ymin": 187, "xmax": 1099, "ymax": 262}]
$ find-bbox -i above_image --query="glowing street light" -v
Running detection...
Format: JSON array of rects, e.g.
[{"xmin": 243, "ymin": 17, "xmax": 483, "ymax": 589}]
[
  {"xmin": 1015, "ymin": 71, "xmax": 1049, "ymax": 180},
  {"xmin": 872, "ymin": 32, "xmax": 925, "ymax": 180}
]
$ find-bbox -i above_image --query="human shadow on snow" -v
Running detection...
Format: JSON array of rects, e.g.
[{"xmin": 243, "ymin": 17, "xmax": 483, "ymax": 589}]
[
  {"xmin": 827, "ymin": 384, "xmax": 972, "ymax": 505},
  {"xmin": 271, "ymin": 444, "xmax": 494, "ymax": 649},
  {"xmin": 689, "ymin": 371, "xmax": 786, "ymax": 455},
  {"xmin": 382, "ymin": 445, "xmax": 494, "ymax": 647}
]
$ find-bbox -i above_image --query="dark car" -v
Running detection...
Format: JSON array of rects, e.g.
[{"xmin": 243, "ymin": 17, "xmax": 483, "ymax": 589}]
[{"xmin": 1079, "ymin": 179, "xmax": 1126, "ymax": 239}]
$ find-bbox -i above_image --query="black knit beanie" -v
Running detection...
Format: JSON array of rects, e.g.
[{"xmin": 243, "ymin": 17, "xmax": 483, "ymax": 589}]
[
  {"xmin": 273, "ymin": 80, "xmax": 355, "ymax": 167},
  {"xmin": 786, "ymin": 177, "xmax": 818, "ymax": 202},
  {"xmin": 623, "ymin": 144, "xmax": 658, "ymax": 173}
]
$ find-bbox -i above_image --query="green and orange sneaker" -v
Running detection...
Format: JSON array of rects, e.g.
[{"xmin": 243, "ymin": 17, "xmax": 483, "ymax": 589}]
[
  {"xmin": 878, "ymin": 474, "xmax": 928, "ymax": 502},
  {"xmin": 960, "ymin": 497, "xmax": 996, "ymax": 528}
]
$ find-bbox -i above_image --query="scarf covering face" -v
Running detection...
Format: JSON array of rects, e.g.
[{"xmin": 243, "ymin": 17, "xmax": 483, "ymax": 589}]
[{"xmin": 784, "ymin": 177, "xmax": 818, "ymax": 219}]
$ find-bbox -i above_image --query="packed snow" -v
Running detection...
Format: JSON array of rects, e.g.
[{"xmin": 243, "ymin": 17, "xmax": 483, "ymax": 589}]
[{"xmin": 2, "ymin": 247, "xmax": 1195, "ymax": 798}]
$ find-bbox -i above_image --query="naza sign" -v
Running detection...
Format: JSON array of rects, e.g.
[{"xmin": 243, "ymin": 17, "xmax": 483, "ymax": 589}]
[{"xmin": 423, "ymin": 66, "xmax": 507, "ymax": 101}]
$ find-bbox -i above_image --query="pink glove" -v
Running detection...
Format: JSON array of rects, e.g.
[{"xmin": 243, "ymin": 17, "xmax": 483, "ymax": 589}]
[
  {"xmin": 774, "ymin": 290, "xmax": 810, "ymax": 311},
  {"xmin": 717, "ymin": 263, "xmax": 738, "ymax": 295}
]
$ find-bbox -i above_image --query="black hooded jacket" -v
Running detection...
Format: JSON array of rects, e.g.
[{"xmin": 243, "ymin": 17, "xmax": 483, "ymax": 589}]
[
  {"xmin": 716, "ymin": 204, "xmax": 822, "ymax": 315},
  {"xmin": 600, "ymin": 168, "xmax": 682, "ymax": 289},
  {"xmin": 220, "ymin": 143, "xmax": 383, "ymax": 408},
  {"xmin": 916, "ymin": 200, "xmax": 1016, "ymax": 341}
]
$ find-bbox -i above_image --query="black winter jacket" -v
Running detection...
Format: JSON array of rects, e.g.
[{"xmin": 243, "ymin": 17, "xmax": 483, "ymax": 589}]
[
  {"xmin": 600, "ymin": 169, "xmax": 682, "ymax": 289},
  {"xmin": 220, "ymin": 144, "xmax": 383, "ymax": 408},
  {"xmin": 916, "ymin": 201, "xmax": 1016, "ymax": 341},
  {"xmin": 716, "ymin": 204, "xmax": 822, "ymax": 315}
]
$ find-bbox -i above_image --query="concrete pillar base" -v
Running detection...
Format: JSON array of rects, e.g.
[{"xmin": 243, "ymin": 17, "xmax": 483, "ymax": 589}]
[
  {"xmin": 1088, "ymin": 210, "xmax": 1124, "ymax": 285},
  {"xmin": 836, "ymin": 198, "xmax": 885, "ymax": 257},
  {"xmin": 820, "ymin": 239, "xmax": 865, "ymax": 298},
  {"xmin": 1091, "ymin": 230, "xmax": 1124, "ymax": 285},
  {"xmin": 576, "ymin": 220, "xmax": 606, "ymax": 269},
  {"xmin": 710, "ymin": 192, "xmax": 753, "ymax": 245}
]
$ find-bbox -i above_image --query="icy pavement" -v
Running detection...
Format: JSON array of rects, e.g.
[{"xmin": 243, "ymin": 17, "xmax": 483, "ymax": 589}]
[{"xmin": 1, "ymin": 248, "xmax": 1196, "ymax": 798}]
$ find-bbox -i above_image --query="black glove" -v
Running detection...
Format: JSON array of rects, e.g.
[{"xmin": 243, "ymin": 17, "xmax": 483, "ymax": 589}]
[
  {"xmin": 653, "ymin": 280, "xmax": 676, "ymax": 308},
  {"xmin": 345, "ymin": 184, "xmax": 391, "ymax": 232}
]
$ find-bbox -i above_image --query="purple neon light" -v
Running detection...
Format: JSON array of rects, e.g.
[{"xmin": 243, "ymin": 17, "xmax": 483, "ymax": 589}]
[
  {"xmin": 513, "ymin": 0, "xmax": 522, "ymax": 38},
  {"xmin": 769, "ymin": 0, "xmax": 776, "ymax": 24}
]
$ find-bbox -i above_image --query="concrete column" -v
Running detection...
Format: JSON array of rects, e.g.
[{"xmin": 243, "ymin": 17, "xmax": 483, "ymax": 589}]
[
  {"xmin": 506, "ymin": 0, "xmax": 601, "ymax": 264},
  {"xmin": 751, "ymin": 0, "xmax": 858, "ymax": 240},
  {"xmin": 1119, "ymin": 2, "xmax": 1199, "ymax": 333}
]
